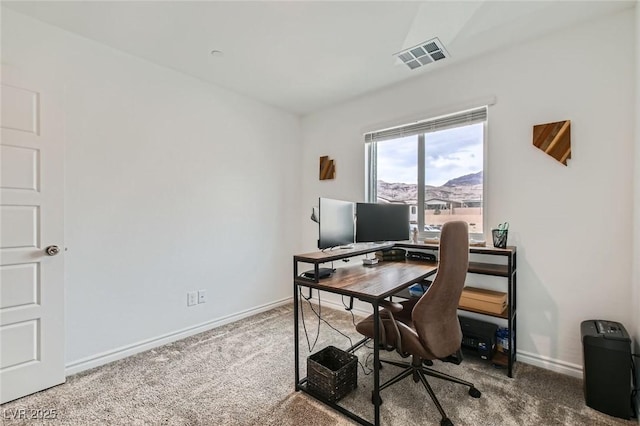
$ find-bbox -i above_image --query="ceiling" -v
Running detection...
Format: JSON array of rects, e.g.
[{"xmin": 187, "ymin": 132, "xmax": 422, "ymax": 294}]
[{"xmin": 3, "ymin": 1, "xmax": 635, "ymax": 115}]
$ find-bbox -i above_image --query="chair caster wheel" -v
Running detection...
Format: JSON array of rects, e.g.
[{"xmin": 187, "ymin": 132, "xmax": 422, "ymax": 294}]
[
  {"xmin": 469, "ymin": 387, "xmax": 481, "ymax": 398},
  {"xmin": 371, "ymin": 391, "xmax": 383, "ymax": 405},
  {"xmin": 441, "ymin": 418, "xmax": 453, "ymax": 426},
  {"xmin": 423, "ymin": 359, "xmax": 433, "ymax": 366}
]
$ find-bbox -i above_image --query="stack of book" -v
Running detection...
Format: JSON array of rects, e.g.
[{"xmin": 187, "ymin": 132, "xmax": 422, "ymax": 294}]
[{"xmin": 374, "ymin": 248, "xmax": 407, "ymax": 261}]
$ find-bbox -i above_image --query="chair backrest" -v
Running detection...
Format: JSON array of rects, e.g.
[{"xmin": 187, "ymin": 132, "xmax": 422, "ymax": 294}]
[{"xmin": 412, "ymin": 221, "xmax": 469, "ymax": 358}]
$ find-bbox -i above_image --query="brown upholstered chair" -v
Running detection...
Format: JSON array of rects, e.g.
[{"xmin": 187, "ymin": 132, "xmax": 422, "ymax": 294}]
[{"xmin": 356, "ymin": 221, "xmax": 480, "ymax": 426}]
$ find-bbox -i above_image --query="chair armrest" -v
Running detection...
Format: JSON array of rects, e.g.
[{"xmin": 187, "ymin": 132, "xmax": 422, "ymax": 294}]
[
  {"xmin": 392, "ymin": 321, "xmax": 417, "ymax": 357},
  {"xmin": 380, "ymin": 299, "xmax": 403, "ymax": 313}
]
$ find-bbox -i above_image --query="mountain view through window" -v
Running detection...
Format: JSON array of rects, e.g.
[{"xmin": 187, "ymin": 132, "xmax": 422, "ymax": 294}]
[{"xmin": 373, "ymin": 122, "xmax": 484, "ymax": 235}]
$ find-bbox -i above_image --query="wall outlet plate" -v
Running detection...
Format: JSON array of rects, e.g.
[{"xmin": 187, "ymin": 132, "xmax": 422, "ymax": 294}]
[
  {"xmin": 198, "ymin": 290, "xmax": 207, "ymax": 304},
  {"xmin": 187, "ymin": 291, "xmax": 198, "ymax": 306}
]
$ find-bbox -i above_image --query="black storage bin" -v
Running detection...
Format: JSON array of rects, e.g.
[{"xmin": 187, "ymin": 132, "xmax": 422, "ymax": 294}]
[
  {"xmin": 581, "ymin": 320, "xmax": 632, "ymax": 419},
  {"xmin": 307, "ymin": 346, "xmax": 357, "ymax": 402}
]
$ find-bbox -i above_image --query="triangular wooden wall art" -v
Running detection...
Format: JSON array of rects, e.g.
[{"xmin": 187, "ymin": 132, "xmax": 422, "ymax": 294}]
[
  {"xmin": 532, "ymin": 120, "xmax": 571, "ymax": 166},
  {"xmin": 319, "ymin": 155, "xmax": 335, "ymax": 180}
]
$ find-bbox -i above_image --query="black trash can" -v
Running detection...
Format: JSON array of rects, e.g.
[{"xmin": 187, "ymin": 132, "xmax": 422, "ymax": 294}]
[{"xmin": 580, "ymin": 320, "xmax": 632, "ymax": 419}]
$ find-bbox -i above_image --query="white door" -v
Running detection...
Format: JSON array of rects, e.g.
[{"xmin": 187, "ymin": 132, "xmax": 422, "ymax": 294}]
[{"xmin": 0, "ymin": 66, "xmax": 65, "ymax": 403}]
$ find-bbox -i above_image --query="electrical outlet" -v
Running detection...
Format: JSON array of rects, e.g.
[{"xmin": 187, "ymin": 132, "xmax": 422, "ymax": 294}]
[
  {"xmin": 187, "ymin": 291, "xmax": 197, "ymax": 306},
  {"xmin": 198, "ymin": 290, "xmax": 207, "ymax": 304}
]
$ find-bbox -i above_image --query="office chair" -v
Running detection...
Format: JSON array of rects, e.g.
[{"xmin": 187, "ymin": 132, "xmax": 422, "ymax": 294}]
[{"xmin": 355, "ymin": 221, "xmax": 480, "ymax": 426}]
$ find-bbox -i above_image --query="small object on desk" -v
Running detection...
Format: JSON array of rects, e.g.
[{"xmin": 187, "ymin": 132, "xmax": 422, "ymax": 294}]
[
  {"xmin": 469, "ymin": 239, "xmax": 486, "ymax": 247},
  {"xmin": 380, "ymin": 248, "xmax": 407, "ymax": 255},
  {"xmin": 411, "ymin": 227, "xmax": 418, "ymax": 243},
  {"xmin": 408, "ymin": 281, "xmax": 431, "ymax": 297},
  {"xmin": 302, "ymin": 267, "xmax": 334, "ymax": 279},
  {"xmin": 492, "ymin": 222, "xmax": 509, "ymax": 248},
  {"xmin": 362, "ymin": 258, "xmax": 379, "ymax": 266},
  {"xmin": 496, "ymin": 327, "xmax": 510, "ymax": 353},
  {"xmin": 374, "ymin": 248, "xmax": 406, "ymax": 261},
  {"xmin": 423, "ymin": 237, "xmax": 440, "ymax": 245},
  {"xmin": 374, "ymin": 254, "xmax": 405, "ymax": 261},
  {"xmin": 406, "ymin": 251, "xmax": 436, "ymax": 262}
]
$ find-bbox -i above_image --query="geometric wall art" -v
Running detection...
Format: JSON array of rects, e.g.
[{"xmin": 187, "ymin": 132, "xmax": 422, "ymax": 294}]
[
  {"xmin": 319, "ymin": 155, "xmax": 336, "ymax": 180},
  {"xmin": 532, "ymin": 120, "xmax": 571, "ymax": 166}
]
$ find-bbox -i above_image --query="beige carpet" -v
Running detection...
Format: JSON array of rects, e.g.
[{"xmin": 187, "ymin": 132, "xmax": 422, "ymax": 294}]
[{"xmin": 1, "ymin": 303, "xmax": 636, "ymax": 425}]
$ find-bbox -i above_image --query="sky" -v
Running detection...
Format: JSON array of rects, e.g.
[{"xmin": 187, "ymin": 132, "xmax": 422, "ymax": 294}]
[{"xmin": 376, "ymin": 122, "xmax": 484, "ymax": 186}]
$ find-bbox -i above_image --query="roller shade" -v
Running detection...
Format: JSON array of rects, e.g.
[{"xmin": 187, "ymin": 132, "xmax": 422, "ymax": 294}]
[{"xmin": 364, "ymin": 106, "xmax": 487, "ymax": 143}]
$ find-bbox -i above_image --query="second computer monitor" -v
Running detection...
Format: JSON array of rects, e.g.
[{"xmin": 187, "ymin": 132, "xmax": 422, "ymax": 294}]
[
  {"xmin": 355, "ymin": 203, "xmax": 410, "ymax": 243},
  {"xmin": 318, "ymin": 197, "xmax": 355, "ymax": 249}
]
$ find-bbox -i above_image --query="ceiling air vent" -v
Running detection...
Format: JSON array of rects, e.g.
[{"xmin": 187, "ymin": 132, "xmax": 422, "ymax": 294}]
[{"xmin": 395, "ymin": 37, "xmax": 449, "ymax": 70}]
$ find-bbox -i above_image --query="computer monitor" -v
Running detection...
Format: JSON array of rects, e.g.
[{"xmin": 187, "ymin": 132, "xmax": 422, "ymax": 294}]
[
  {"xmin": 318, "ymin": 198, "xmax": 355, "ymax": 249},
  {"xmin": 355, "ymin": 203, "xmax": 410, "ymax": 243}
]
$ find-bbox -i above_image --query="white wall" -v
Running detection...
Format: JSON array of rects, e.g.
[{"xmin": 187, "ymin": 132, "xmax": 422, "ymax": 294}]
[
  {"xmin": 301, "ymin": 10, "xmax": 635, "ymax": 376},
  {"xmin": 1, "ymin": 9, "xmax": 302, "ymax": 371}
]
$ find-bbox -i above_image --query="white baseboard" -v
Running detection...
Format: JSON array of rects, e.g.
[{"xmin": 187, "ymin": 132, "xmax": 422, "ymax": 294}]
[
  {"xmin": 73, "ymin": 296, "xmax": 585, "ymax": 381},
  {"xmin": 516, "ymin": 349, "xmax": 583, "ymax": 378},
  {"xmin": 65, "ymin": 297, "xmax": 291, "ymax": 376}
]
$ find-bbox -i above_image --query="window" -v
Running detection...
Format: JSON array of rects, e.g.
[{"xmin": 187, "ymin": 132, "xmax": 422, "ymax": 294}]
[{"xmin": 365, "ymin": 107, "xmax": 487, "ymax": 237}]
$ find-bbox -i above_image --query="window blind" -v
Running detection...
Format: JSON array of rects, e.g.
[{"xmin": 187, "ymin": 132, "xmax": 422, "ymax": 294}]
[{"xmin": 364, "ymin": 106, "xmax": 487, "ymax": 143}]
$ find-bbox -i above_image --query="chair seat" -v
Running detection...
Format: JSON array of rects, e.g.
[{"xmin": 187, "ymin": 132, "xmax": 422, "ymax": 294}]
[{"xmin": 355, "ymin": 300, "xmax": 438, "ymax": 360}]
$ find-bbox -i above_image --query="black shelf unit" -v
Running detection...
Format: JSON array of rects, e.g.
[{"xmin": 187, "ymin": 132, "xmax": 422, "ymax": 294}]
[{"xmin": 395, "ymin": 243, "xmax": 517, "ymax": 377}]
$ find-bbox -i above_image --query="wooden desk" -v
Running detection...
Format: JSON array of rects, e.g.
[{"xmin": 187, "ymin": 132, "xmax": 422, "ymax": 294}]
[{"xmin": 293, "ymin": 248, "xmax": 438, "ymax": 426}]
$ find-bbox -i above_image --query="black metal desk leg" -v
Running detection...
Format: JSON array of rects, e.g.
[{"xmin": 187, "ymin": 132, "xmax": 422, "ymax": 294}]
[
  {"xmin": 293, "ymin": 262, "xmax": 300, "ymax": 389},
  {"xmin": 373, "ymin": 303, "xmax": 380, "ymax": 425}
]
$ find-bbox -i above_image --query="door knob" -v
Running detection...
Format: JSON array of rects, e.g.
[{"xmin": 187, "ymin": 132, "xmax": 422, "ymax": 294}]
[{"xmin": 45, "ymin": 245, "xmax": 61, "ymax": 256}]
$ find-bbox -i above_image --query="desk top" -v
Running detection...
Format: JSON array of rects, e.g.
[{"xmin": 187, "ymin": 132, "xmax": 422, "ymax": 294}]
[
  {"xmin": 294, "ymin": 242, "xmax": 394, "ymax": 263},
  {"xmin": 395, "ymin": 242, "xmax": 516, "ymax": 256},
  {"xmin": 294, "ymin": 242, "xmax": 515, "ymax": 264},
  {"xmin": 295, "ymin": 260, "xmax": 437, "ymax": 302}
]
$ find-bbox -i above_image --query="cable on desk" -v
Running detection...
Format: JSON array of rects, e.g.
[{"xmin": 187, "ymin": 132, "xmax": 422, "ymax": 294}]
[
  {"xmin": 341, "ymin": 296, "xmax": 358, "ymax": 328},
  {"xmin": 354, "ymin": 351, "xmax": 374, "ymax": 376},
  {"xmin": 303, "ymin": 291, "xmax": 375, "ymax": 376},
  {"xmin": 337, "ymin": 296, "xmax": 377, "ymax": 375},
  {"xmin": 304, "ymin": 291, "xmax": 354, "ymax": 347},
  {"xmin": 299, "ymin": 287, "xmax": 320, "ymax": 353}
]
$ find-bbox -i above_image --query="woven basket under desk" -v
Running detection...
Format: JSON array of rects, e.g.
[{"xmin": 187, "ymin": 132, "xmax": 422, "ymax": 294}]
[{"xmin": 307, "ymin": 345, "xmax": 358, "ymax": 402}]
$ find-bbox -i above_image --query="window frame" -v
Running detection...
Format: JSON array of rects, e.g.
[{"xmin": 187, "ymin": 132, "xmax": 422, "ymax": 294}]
[{"xmin": 365, "ymin": 108, "xmax": 488, "ymax": 241}]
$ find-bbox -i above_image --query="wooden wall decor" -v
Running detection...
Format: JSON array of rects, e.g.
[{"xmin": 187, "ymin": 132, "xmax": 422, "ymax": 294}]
[
  {"xmin": 319, "ymin": 155, "xmax": 335, "ymax": 180},
  {"xmin": 532, "ymin": 120, "xmax": 571, "ymax": 166}
]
